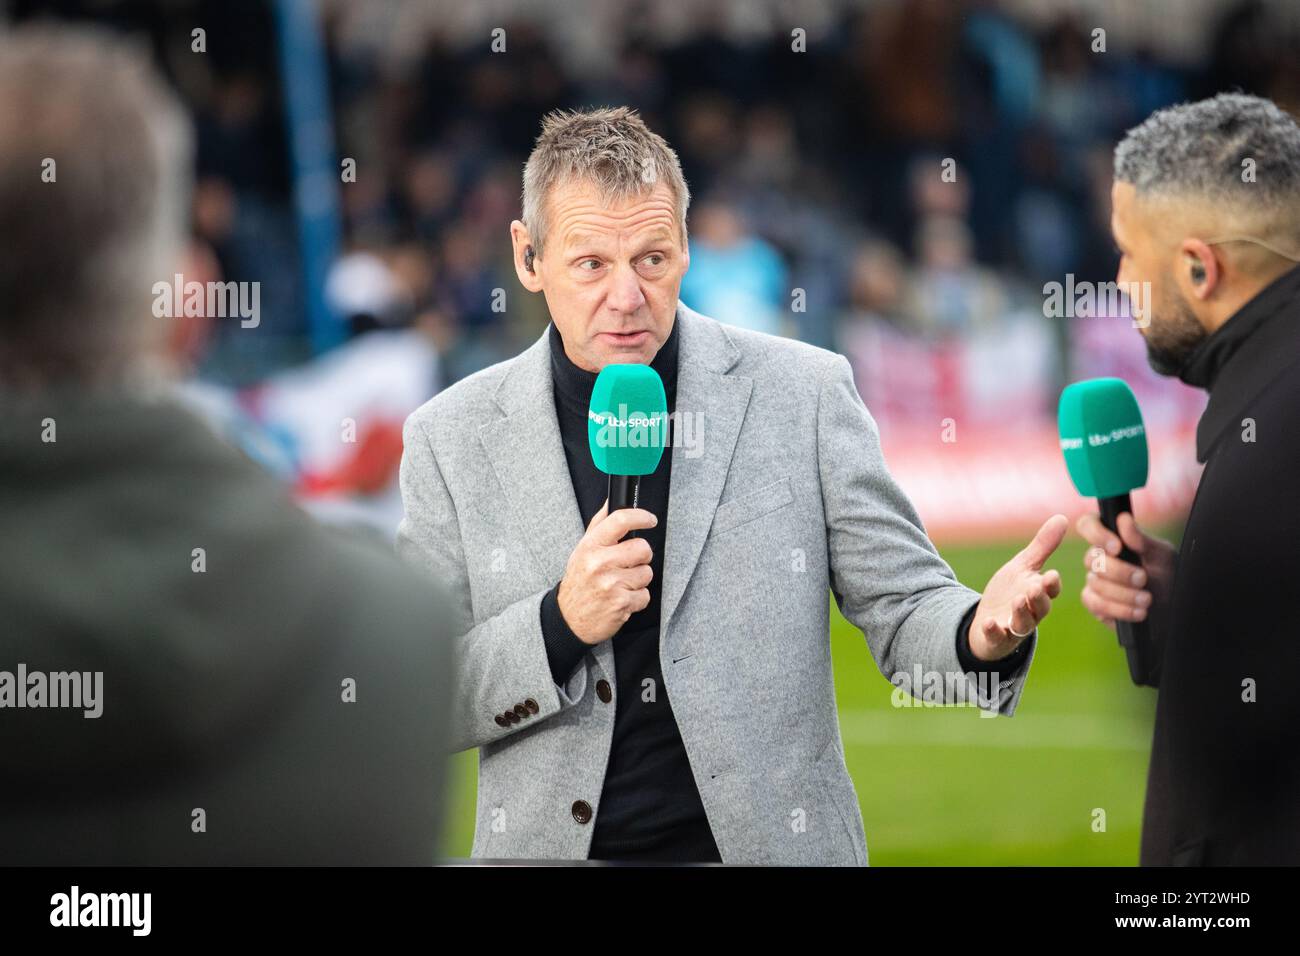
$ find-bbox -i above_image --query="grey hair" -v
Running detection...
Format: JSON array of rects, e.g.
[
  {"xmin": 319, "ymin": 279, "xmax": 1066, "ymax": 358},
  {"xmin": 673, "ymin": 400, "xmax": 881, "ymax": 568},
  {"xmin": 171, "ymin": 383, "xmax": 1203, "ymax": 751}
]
[
  {"xmin": 521, "ymin": 106, "xmax": 690, "ymax": 259},
  {"xmin": 1114, "ymin": 93, "xmax": 1300, "ymax": 203},
  {"xmin": 0, "ymin": 25, "xmax": 193, "ymax": 388}
]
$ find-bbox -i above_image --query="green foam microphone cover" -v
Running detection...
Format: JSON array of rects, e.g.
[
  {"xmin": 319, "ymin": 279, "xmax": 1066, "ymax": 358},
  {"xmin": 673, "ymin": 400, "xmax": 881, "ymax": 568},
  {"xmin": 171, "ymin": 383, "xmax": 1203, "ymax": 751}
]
[
  {"xmin": 1058, "ymin": 377, "xmax": 1149, "ymax": 499},
  {"xmin": 588, "ymin": 363, "xmax": 668, "ymax": 476}
]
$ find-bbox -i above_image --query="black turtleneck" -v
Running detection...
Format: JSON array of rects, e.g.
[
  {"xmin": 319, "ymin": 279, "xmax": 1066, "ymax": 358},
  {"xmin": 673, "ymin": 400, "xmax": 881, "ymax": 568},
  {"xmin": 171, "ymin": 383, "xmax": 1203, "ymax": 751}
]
[
  {"xmin": 1178, "ymin": 263, "xmax": 1300, "ymax": 462},
  {"xmin": 539, "ymin": 316, "xmax": 1025, "ymax": 862},
  {"xmin": 540, "ymin": 317, "xmax": 721, "ymax": 862}
]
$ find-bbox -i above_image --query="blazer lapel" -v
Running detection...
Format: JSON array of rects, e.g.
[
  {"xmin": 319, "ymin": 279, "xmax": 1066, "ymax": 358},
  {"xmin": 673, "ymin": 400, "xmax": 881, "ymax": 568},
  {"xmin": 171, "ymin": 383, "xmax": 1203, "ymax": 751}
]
[
  {"xmin": 477, "ymin": 308, "xmax": 750, "ymax": 676},
  {"xmin": 479, "ymin": 329, "xmax": 583, "ymax": 586},
  {"xmin": 478, "ymin": 327, "xmax": 615, "ymax": 678},
  {"xmin": 661, "ymin": 306, "xmax": 752, "ymax": 646}
]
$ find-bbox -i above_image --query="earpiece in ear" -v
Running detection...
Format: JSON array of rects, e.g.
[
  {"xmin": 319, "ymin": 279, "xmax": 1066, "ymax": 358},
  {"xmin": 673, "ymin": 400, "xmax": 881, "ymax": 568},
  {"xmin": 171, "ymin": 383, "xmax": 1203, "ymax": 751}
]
[
  {"xmin": 1190, "ymin": 261, "xmax": 1206, "ymax": 284},
  {"xmin": 524, "ymin": 245, "xmax": 535, "ymax": 273}
]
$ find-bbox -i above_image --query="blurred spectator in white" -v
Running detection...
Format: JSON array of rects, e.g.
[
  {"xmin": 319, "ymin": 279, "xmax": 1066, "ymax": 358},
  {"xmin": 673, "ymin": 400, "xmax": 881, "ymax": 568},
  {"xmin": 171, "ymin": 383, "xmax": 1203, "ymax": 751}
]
[{"xmin": 247, "ymin": 249, "xmax": 441, "ymax": 537}]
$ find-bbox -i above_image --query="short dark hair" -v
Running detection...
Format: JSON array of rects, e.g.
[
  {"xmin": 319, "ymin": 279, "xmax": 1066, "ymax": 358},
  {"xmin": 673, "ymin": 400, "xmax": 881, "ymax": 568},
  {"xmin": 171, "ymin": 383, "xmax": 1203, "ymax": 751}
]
[{"xmin": 1114, "ymin": 93, "xmax": 1300, "ymax": 201}]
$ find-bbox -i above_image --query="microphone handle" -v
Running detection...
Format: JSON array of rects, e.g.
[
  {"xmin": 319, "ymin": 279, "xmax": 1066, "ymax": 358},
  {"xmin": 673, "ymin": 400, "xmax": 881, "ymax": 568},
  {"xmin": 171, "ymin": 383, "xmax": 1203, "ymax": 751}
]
[
  {"xmin": 608, "ymin": 474, "xmax": 641, "ymax": 512},
  {"xmin": 1098, "ymin": 494, "xmax": 1150, "ymax": 686}
]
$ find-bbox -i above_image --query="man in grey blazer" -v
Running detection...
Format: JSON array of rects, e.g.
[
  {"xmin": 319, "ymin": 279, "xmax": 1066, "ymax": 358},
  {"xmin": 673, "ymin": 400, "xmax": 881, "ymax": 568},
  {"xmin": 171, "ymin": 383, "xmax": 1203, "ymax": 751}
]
[{"xmin": 398, "ymin": 107, "xmax": 1068, "ymax": 865}]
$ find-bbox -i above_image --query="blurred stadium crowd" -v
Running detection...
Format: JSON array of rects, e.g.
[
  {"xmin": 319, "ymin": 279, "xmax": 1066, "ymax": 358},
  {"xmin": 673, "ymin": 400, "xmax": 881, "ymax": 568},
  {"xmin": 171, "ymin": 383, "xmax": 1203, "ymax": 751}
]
[{"xmin": 7, "ymin": 0, "xmax": 1299, "ymax": 533}]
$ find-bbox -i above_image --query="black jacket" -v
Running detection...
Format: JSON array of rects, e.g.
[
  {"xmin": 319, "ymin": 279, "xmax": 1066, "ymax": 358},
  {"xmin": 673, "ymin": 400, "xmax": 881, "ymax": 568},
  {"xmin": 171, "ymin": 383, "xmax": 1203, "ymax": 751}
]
[{"xmin": 1139, "ymin": 264, "xmax": 1300, "ymax": 865}]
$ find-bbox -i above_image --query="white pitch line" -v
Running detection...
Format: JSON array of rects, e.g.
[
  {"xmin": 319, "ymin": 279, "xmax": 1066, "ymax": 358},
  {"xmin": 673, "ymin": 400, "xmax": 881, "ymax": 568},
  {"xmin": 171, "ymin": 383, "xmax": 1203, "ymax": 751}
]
[{"xmin": 837, "ymin": 710, "xmax": 1153, "ymax": 752}]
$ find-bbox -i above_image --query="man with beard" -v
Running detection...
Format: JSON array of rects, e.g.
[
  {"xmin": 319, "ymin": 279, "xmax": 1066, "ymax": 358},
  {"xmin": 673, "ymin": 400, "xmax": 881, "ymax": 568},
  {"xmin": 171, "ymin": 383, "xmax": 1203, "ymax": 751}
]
[{"xmin": 1077, "ymin": 93, "xmax": 1300, "ymax": 864}]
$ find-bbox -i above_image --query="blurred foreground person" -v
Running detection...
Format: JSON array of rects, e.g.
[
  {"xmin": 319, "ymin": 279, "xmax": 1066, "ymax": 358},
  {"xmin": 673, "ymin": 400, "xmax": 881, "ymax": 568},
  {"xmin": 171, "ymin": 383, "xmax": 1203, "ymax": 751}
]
[
  {"xmin": 0, "ymin": 26, "xmax": 453, "ymax": 864},
  {"xmin": 1079, "ymin": 94, "xmax": 1300, "ymax": 864}
]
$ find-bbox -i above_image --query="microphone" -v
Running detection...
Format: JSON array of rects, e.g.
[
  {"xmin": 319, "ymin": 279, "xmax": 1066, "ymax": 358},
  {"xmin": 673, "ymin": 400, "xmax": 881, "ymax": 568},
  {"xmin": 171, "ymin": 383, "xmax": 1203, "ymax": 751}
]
[
  {"xmin": 1058, "ymin": 377, "xmax": 1152, "ymax": 685},
  {"xmin": 588, "ymin": 364, "xmax": 668, "ymax": 512}
]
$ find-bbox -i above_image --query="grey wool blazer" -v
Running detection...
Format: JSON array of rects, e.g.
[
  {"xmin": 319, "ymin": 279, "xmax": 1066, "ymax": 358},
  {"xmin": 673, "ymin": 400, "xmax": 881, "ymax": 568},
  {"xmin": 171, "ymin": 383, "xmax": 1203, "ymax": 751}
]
[{"xmin": 397, "ymin": 301, "xmax": 1037, "ymax": 865}]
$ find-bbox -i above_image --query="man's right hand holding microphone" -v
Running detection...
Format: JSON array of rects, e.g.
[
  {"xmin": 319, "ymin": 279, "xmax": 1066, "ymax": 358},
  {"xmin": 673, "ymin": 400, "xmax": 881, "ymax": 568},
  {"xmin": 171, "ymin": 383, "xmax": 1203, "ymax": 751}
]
[
  {"xmin": 557, "ymin": 500, "xmax": 657, "ymax": 645},
  {"xmin": 1077, "ymin": 512, "xmax": 1176, "ymax": 633}
]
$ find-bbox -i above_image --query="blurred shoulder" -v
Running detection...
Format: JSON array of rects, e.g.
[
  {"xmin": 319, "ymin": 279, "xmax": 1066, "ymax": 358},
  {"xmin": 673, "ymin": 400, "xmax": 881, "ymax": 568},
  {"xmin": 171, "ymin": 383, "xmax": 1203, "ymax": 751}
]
[{"xmin": 319, "ymin": 522, "xmax": 453, "ymax": 624}]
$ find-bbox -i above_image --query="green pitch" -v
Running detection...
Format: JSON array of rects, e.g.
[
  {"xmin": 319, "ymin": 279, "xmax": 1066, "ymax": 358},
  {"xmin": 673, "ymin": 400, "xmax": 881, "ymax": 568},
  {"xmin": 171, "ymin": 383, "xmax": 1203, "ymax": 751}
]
[{"xmin": 439, "ymin": 533, "xmax": 1160, "ymax": 864}]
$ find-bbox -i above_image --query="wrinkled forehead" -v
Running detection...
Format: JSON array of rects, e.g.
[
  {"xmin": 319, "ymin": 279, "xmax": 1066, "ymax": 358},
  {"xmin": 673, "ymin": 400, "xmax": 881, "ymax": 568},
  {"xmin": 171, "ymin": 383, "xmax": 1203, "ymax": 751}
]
[{"xmin": 546, "ymin": 177, "xmax": 683, "ymax": 249}]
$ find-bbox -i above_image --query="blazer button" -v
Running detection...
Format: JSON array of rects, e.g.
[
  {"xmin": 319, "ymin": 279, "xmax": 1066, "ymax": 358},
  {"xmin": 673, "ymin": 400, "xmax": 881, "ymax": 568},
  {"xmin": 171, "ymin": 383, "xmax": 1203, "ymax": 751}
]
[
  {"xmin": 494, "ymin": 714, "xmax": 509, "ymax": 728},
  {"xmin": 505, "ymin": 710, "xmax": 521, "ymax": 724},
  {"xmin": 524, "ymin": 698, "xmax": 539, "ymax": 714},
  {"xmin": 596, "ymin": 680, "xmax": 612, "ymax": 704},
  {"xmin": 513, "ymin": 704, "xmax": 529, "ymax": 719},
  {"xmin": 571, "ymin": 800, "xmax": 593, "ymax": 824}
]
